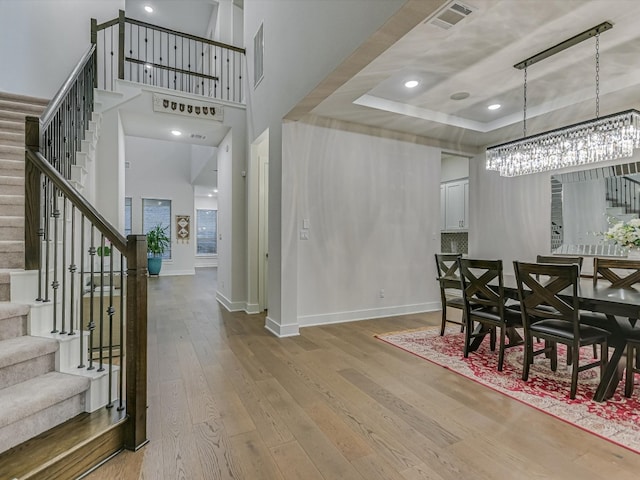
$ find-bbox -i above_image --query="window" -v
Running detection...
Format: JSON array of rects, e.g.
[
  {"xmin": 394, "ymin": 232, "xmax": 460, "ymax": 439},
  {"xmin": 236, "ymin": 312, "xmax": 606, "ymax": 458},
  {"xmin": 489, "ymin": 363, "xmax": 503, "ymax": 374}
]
[
  {"xmin": 196, "ymin": 209, "xmax": 217, "ymax": 255},
  {"xmin": 124, "ymin": 197, "xmax": 132, "ymax": 236},
  {"xmin": 253, "ymin": 23, "xmax": 264, "ymax": 88},
  {"xmin": 142, "ymin": 198, "xmax": 171, "ymax": 259}
]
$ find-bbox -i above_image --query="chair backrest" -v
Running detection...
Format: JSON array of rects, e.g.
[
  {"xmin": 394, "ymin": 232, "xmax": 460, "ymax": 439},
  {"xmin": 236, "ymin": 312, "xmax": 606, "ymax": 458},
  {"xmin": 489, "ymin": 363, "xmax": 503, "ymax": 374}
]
[
  {"xmin": 458, "ymin": 258, "xmax": 505, "ymax": 315},
  {"xmin": 536, "ymin": 255, "xmax": 584, "ymax": 272},
  {"xmin": 513, "ymin": 261, "xmax": 580, "ymax": 332},
  {"xmin": 593, "ymin": 257, "xmax": 640, "ymax": 288},
  {"xmin": 435, "ymin": 253, "xmax": 462, "ymax": 280}
]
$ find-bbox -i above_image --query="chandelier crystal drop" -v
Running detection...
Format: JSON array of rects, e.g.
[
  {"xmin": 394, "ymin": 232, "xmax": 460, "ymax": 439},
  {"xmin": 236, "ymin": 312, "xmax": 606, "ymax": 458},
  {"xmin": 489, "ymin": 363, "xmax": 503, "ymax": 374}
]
[
  {"xmin": 484, "ymin": 21, "xmax": 633, "ymax": 177},
  {"xmin": 486, "ymin": 110, "xmax": 640, "ymax": 177}
]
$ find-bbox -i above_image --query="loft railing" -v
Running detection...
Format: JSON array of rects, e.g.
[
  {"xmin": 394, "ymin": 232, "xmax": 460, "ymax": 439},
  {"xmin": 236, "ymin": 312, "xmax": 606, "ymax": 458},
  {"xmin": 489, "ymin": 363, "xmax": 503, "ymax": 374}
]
[
  {"xmin": 24, "ymin": 47, "xmax": 148, "ymax": 451},
  {"xmin": 94, "ymin": 10, "xmax": 245, "ymax": 103},
  {"xmin": 606, "ymin": 175, "xmax": 640, "ymax": 217}
]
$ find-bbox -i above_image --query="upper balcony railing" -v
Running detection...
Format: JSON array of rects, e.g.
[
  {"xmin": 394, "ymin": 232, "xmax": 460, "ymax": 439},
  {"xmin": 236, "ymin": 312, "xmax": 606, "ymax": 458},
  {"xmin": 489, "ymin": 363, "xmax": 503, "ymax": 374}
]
[{"xmin": 94, "ymin": 10, "xmax": 246, "ymax": 103}]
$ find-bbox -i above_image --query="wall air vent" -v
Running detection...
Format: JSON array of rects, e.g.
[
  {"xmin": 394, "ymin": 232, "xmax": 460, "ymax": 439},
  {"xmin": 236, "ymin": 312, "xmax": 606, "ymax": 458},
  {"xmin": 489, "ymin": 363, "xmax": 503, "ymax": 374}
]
[
  {"xmin": 426, "ymin": 1, "xmax": 474, "ymax": 30},
  {"xmin": 190, "ymin": 134, "xmax": 206, "ymax": 140}
]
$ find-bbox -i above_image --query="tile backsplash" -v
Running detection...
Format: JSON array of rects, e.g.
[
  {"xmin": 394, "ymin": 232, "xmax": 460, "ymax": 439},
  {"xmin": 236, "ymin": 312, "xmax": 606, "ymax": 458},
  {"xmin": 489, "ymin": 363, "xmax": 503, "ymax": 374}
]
[{"xmin": 441, "ymin": 232, "xmax": 468, "ymax": 254}]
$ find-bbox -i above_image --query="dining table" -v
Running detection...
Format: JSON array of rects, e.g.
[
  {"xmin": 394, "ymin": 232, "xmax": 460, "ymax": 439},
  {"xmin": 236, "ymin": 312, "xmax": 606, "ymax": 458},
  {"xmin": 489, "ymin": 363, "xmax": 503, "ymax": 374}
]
[{"xmin": 439, "ymin": 272, "xmax": 640, "ymax": 402}]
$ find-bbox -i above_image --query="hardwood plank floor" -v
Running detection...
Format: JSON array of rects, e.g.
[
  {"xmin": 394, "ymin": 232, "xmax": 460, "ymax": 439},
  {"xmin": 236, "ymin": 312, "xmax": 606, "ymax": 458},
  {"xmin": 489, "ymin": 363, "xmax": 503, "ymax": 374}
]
[{"xmin": 85, "ymin": 268, "xmax": 640, "ymax": 479}]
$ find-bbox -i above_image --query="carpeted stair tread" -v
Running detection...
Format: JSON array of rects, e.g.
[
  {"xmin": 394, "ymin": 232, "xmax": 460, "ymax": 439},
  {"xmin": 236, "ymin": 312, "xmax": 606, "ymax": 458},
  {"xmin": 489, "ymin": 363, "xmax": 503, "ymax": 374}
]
[
  {"xmin": 0, "ymin": 120, "xmax": 23, "ymax": 133},
  {"xmin": 0, "ymin": 302, "xmax": 29, "ymax": 321},
  {"xmin": 0, "ymin": 194, "xmax": 24, "ymax": 205},
  {"xmin": 0, "ymin": 99, "xmax": 46, "ymax": 116},
  {"xmin": 0, "ymin": 131, "xmax": 24, "ymax": 146},
  {"xmin": 0, "ymin": 159, "xmax": 24, "ymax": 174},
  {"xmin": 0, "ymin": 92, "xmax": 49, "ymax": 107},
  {"xmin": 0, "ymin": 372, "xmax": 89, "ymax": 430},
  {"xmin": 0, "ymin": 110, "xmax": 29, "ymax": 123},
  {"xmin": 0, "ymin": 336, "xmax": 58, "ymax": 370}
]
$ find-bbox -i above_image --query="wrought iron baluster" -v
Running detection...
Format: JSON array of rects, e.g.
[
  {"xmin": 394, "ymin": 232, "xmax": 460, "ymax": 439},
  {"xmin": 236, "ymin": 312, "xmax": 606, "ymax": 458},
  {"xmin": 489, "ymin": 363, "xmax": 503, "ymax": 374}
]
[
  {"xmin": 78, "ymin": 215, "xmax": 86, "ymax": 368},
  {"xmin": 51, "ymin": 187, "xmax": 60, "ymax": 333},
  {"xmin": 98, "ymin": 234, "xmax": 105, "ymax": 372},
  {"xmin": 69, "ymin": 204, "xmax": 77, "ymax": 336},
  {"xmin": 118, "ymin": 252, "xmax": 125, "ymax": 411},
  {"xmin": 88, "ymin": 226, "xmax": 96, "ymax": 370},
  {"xmin": 60, "ymin": 196, "xmax": 68, "ymax": 335}
]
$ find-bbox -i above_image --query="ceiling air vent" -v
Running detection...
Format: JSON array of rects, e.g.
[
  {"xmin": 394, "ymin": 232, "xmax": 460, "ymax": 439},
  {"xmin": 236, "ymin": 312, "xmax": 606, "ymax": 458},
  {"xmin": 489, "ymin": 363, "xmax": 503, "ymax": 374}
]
[
  {"xmin": 426, "ymin": 1, "xmax": 474, "ymax": 30},
  {"xmin": 190, "ymin": 133, "xmax": 206, "ymax": 140}
]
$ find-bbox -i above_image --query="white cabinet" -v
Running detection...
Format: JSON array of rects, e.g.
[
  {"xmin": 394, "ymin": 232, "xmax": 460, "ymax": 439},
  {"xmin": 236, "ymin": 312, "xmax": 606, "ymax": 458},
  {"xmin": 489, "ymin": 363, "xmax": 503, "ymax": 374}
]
[{"xmin": 441, "ymin": 179, "xmax": 469, "ymax": 231}]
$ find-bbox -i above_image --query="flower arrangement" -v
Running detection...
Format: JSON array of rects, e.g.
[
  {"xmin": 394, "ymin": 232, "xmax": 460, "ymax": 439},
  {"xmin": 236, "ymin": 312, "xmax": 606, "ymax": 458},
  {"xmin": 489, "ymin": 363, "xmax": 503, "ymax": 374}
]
[{"xmin": 603, "ymin": 218, "xmax": 640, "ymax": 249}]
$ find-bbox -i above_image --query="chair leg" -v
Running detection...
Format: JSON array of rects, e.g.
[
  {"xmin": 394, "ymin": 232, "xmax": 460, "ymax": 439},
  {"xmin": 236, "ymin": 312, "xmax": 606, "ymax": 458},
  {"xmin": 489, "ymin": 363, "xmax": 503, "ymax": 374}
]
[
  {"xmin": 570, "ymin": 345, "xmax": 579, "ymax": 399},
  {"xmin": 440, "ymin": 305, "xmax": 447, "ymax": 336},
  {"xmin": 566, "ymin": 346, "xmax": 572, "ymax": 366},
  {"xmin": 550, "ymin": 342, "xmax": 558, "ymax": 372},
  {"xmin": 497, "ymin": 326, "xmax": 506, "ymax": 372},
  {"xmin": 592, "ymin": 344, "xmax": 598, "ymax": 359},
  {"xmin": 489, "ymin": 327, "xmax": 496, "ymax": 351},
  {"xmin": 626, "ymin": 343, "xmax": 635, "ymax": 398},
  {"xmin": 463, "ymin": 319, "xmax": 472, "ymax": 358},
  {"xmin": 522, "ymin": 336, "xmax": 532, "ymax": 381}
]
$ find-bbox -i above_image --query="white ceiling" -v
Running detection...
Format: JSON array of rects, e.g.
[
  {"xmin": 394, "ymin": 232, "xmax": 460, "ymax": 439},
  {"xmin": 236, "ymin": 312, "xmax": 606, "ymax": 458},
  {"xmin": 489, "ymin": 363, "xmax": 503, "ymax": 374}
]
[{"xmin": 309, "ymin": 0, "xmax": 640, "ymax": 152}]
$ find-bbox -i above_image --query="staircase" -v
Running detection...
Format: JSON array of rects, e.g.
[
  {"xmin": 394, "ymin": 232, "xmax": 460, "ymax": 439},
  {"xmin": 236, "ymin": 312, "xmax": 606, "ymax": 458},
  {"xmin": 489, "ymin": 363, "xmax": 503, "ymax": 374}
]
[{"xmin": 0, "ymin": 93, "xmax": 93, "ymax": 454}]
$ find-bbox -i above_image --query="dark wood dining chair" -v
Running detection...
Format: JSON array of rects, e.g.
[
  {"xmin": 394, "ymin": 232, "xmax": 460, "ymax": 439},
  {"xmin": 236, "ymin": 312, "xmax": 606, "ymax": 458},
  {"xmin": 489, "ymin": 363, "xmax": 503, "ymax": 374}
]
[
  {"xmin": 536, "ymin": 254, "xmax": 594, "ymax": 359},
  {"xmin": 434, "ymin": 253, "xmax": 465, "ymax": 336},
  {"xmin": 458, "ymin": 258, "xmax": 522, "ymax": 371},
  {"xmin": 514, "ymin": 261, "xmax": 610, "ymax": 399},
  {"xmin": 592, "ymin": 257, "xmax": 640, "ymax": 397}
]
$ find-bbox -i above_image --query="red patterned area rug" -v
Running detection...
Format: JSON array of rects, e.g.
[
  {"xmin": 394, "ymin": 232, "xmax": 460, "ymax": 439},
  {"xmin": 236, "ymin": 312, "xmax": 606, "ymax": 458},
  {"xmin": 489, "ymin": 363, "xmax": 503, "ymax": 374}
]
[{"xmin": 376, "ymin": 326, "xmax": 640, "ymax": 454}]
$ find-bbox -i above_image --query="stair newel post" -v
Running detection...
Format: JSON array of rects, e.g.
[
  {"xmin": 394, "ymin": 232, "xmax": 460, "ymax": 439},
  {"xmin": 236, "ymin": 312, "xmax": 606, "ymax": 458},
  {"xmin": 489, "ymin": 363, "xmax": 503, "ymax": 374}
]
[
  {"xmin": 91, "ymin": 18, "xmax": 98, "ymax": 88},
  {"xmin": 118, "ymin": 9, "xmax": 125, "ymax": 81},
  {"xmin": 125, "ymin": 234, "xmax": 148, "ymax": 451},
  {"xmin": 24, "ymin": 116, "xmax": 42, "ymax": 274}
]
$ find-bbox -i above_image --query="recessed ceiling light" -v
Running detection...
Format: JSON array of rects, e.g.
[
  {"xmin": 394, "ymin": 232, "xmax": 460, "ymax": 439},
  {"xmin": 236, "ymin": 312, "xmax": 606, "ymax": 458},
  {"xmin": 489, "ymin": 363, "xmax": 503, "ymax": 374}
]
[
  {"xmin": 450, "ymin": 92, "xmax": 470, "ymax": 101},
  {"xmin": 207, "ymin": 194, "xmax": 212, "ymax": 197},
  {"xmin": 171, "ymin": 130, "xmax": 182, "ymax": 136},
  {"xmin": 214, "ymin": 189, "xmax": 218, "ymax": 193},
  {"xmin": 488, "ymin": 104, "xmax": 501, "ymax": 110},
  {"xmin": 404, "ymin": 80, "xmax": 419, "ymax": 89},
  {"xmin": 144, "ymin": 5, "xmax": 153, "ymax": 13}
]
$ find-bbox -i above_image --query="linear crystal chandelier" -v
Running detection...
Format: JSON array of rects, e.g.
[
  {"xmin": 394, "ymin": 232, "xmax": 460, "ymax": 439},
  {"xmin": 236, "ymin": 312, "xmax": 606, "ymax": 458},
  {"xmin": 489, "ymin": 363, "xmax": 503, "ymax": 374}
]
[{"xmin": 486, "ymin": 22, "xmax": 640, "ymax": 177}]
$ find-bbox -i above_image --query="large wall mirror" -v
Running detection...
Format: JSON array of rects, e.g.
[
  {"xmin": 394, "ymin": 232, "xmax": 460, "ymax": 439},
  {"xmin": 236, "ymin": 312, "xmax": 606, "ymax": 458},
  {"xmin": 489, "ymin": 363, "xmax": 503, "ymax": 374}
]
[{"xmin": 551, "ymin": 161, "xmax": 640, "ymax": 257}]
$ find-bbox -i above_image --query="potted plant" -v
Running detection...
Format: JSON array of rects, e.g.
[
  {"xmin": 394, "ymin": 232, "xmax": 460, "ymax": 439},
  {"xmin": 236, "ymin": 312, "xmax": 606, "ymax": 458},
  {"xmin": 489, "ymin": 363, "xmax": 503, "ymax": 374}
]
[{"xmin": 146, "ymin": 224, "xmax": 170, "ymax": 275}]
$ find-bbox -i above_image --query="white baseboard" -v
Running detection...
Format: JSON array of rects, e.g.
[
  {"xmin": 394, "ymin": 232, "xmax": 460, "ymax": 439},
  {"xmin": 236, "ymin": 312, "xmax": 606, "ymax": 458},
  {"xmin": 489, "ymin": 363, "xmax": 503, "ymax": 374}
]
[
  {"xmin": 215, "ymin": 291, "xmax": 245, "ymax": 312},
  {"xmin": 265, "ymin": 316, "xmax": 299, "ymax": 337},
  {"xmin": 298, "ymin": 302, "xmax": 441, "ymax": 328},
  {"xmin": 245, "ymin": 303, "xmax": 261, "ymax": 314}
]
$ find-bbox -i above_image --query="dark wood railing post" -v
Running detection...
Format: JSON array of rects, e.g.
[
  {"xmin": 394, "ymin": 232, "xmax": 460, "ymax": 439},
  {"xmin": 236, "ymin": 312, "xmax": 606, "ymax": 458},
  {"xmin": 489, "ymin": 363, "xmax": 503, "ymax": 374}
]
[
  {"xmin": 91, "ymin": 18, "xmax": 98, "ymax": 88},
  {"xmin": 25, "ymin": 117, "xmax": 41, "ymax": 271},
  {"xmin": 118, "ymin": 9, "xmax": 125, "ymax": 81},
  {"xmin": 124, "ymin": 234, "xmax": 148, "ymax": 450}
]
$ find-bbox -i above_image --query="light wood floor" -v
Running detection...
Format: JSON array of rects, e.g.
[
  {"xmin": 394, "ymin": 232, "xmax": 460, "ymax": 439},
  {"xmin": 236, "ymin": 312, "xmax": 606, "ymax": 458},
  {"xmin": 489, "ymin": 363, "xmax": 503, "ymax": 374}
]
[{"xmin": 86, "ymin": 268, "xmax": 640, "ymax": 479}]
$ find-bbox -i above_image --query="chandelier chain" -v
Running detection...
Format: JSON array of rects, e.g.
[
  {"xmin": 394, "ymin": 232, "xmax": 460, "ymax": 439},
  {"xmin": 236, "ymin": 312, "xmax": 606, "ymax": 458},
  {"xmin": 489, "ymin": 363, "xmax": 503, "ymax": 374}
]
[
  {"xmin": 595, "ymin": 33, "xmax": 600, "ymax": 118},
  {"xmin": 523, "ymin": 67, "xmax": 527, "ymax": 137}
]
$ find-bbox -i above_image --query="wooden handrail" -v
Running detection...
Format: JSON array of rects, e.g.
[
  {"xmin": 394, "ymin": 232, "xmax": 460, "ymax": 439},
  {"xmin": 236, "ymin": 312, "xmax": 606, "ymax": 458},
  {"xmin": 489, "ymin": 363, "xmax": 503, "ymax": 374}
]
[
  {"xmin": 25, "ymin": 144, "xmax": 128, "ymax": 253},
  {"xmin": 124, "ymin": 16, "xmax": 246, "ymax": 53},
  {"xmin": 40, "ymin": 45, "xmax": 96, "ymax": 130},
  {"xmin": 94, "ymin": 11, "xmax": 245, "ymax": 54}
]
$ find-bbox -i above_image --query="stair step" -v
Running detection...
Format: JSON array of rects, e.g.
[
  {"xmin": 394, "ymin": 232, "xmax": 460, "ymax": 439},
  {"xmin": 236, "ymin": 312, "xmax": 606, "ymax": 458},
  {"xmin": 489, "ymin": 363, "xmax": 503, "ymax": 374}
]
[
  {"xmin": 0, "ymin": 270, "xmax": 10, "ymax": 301},
  {"xmin": 0, "ymin": 120, "xmax": 24, "ymax": 133},
  {"xmin": 0, "ymin": 144, "xmax": 23, "ymax": 160},
  {"xmin": 0, "ymin": 130, "xmax": 24, "ymax": 146},
  {"xmin": 0, "ymin": 241, "xmax": 24, "ymax": 269},
  {"xmin": 0, "ymin": 92, "xmax": 49, "ymax": 107},
  {"xmin": 0, "ymin": 109, "xmax": 29, "ymax": 123},
  {"xmin": 0, "ymin": 303, "xmax": 29, "ymax": 341},
  {"xmin": 0, "ymin": 175, "xmax": 24, "ymax": 195},
  {"xmin": 0, "ymin": 216, "xmax": 23, "ymax": 241},
  {"xmin": 0, "ymin": 99, "xmax": 46, "ymax": 116},
  {"xmin": 0, "ymin": 336, "xmax": 58, "ymax": 387},
  {"xmin": 0, "ymin": 195, "xmax": 24, "ymax": 216},
  {"xmin": 0, "ymin": 158, "xmax": 24, "ymax": 176},
  {"xmin": 0, "ymin": 371, "xmax": 90, "ymax": 453}
]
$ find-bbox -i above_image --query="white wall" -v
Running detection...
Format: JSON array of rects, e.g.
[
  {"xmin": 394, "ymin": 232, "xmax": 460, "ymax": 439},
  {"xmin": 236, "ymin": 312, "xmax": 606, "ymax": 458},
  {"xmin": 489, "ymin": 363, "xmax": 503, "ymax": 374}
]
[
  {"xmin": 0, "ymin": 0, "xmax": 123, "ymax": 98},
  {"xmin": 288, "ymin": 121, "xmax": 443, "ymax": 328},
  {"xmin": 244, "ymin": 0, "xmax": 406, "ymax": 335},
  {"xmin": 441, "ymin": 154, "xmax": 469, "ymax": 182},
  {"xmin": 563, "ymin": 179, "xmax": 607, "ymax": 245},
  {"xmin": 124, "ymin": 136, "xmax": 196, "ymax": 276}
]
